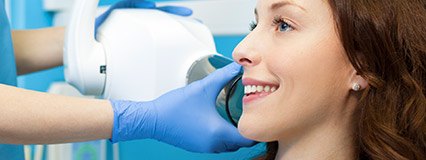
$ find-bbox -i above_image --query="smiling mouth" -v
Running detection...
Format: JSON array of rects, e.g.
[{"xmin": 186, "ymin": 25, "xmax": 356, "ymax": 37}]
[
  {"xmin": 244, "ymin": 85, "xmax": 278, "ymax": 96},
  {"xmin": 242, "ymin": 78, "xmax": 280, "ymax": 104},
  {"xmin": 242, "ymin": 84, "xmax": 279, "ymax": 104}
]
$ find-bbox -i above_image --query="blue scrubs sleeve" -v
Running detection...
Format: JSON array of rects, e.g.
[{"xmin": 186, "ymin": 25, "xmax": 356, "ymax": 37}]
[
  {"xmin": 0, "ymin": 0, "xmax": 17, "ymax": 85},
  {"xmin": 0, "ymin": 0, "xmax": 25, "ymax": 159}
]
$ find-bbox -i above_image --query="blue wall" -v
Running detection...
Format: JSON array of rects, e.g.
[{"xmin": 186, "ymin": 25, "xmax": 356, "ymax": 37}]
[{"xmin": 9, "ymin": 0, "xmax": 265, "ymax": 159}]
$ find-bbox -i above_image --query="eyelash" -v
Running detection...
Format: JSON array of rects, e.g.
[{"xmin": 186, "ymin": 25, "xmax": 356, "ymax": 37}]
[
  {"xmin": 249, "ymin": 16, "xmax": 294, "ymax": 32},
  {"xmin": 273, "ymin": 16, "xmax": 294, "ymax": 32},
  {"xmin": 249, "ymin": 21, "xmax": 257, "ymax": 31}
]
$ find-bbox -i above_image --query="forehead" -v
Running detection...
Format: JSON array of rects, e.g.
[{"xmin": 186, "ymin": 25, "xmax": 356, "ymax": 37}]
[{"xmin": 256, "ymin": 0, "xmax": 329, "ymax": 13}]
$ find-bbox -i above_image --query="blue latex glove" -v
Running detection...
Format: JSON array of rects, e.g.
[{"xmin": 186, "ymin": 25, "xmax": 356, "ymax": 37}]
[
  {"xmin": 95, "ymin": 0, "xmax": 192, "ymax": 36},
  {"xmin": 110, "ymin": 62, "xmax": 255, "ymax": 153}
]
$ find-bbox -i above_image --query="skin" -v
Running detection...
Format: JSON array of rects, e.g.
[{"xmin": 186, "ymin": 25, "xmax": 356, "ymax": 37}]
[
  {"xmin": 233, "ymin": 0, "xmax": 367, "ymax": 159},
  {"xmin": 0, "ymin": 27, "xmax": 114, "ymax": 144},
  {"xmin": 12, "ymin": 28, "xmax": 64, "ymax": 75}
]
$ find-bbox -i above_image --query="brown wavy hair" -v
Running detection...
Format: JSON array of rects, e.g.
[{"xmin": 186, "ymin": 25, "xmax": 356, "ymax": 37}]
[{"xmin": 260, "ymin": 0, "xmax": 426, "ymax": 159}]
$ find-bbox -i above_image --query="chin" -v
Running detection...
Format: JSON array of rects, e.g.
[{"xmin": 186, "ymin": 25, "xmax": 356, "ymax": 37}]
[{"xmin": 237, "ymin": 116, "xmax": 274, "ymax": 142}]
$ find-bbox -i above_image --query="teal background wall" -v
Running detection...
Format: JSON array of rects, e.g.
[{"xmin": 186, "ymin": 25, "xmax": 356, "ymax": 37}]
[{"xmin": 9, "ymin": 0, "xmax": 266, "ymax": 159}]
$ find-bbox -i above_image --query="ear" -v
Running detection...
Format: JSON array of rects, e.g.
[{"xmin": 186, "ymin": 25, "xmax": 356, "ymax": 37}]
[{"xmin": 349, "ymin": 70, "xmax": 368, "ymax": 91}]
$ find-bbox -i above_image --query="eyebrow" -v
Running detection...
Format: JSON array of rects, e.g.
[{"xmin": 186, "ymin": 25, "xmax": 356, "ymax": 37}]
[
  {"xmin": 270, "ymin": 1, "xmax": 307, "ymax": 12},
  {"xmin": 254, "ymin": 1, "xmax": 307, "ymax": 17}
]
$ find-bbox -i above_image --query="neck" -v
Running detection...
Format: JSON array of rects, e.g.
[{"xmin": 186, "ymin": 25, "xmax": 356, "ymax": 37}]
[{"xmin": 275, "ymin": 116, "xmax": 357, "ymax": 160}]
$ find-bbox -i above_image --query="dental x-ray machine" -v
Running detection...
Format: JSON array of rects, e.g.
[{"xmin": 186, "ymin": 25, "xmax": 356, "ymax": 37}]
[{"xmin": 64, "ymin": 0, "xmax": 244, "ymax": 125}]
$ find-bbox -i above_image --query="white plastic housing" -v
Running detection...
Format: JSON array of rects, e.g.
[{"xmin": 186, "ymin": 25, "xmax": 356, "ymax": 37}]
[
  {"xmin": 64, "ymin": 0, "xmax": 106, "ymax": 95},
  {"xmin": 100, "ymin": 10, "xmax": 217, "ymax": 101},
  {"xmin": 64, "ymin": 0, "xmax": 217, "ymax": 101}
]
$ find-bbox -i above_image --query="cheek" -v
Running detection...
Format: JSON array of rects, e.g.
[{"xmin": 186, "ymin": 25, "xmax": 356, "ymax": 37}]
[
  {"xmin": 273, "ymin": 31, "xmax": 350, "ymax": 102},
  {"xmin": 238, "ymin": 94, "xmax": 329, "ymax": 142}
]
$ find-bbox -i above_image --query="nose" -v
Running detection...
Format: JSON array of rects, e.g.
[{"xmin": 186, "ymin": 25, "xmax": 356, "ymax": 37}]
[{"xmin": 232, "ymin": 33, "xmax": 261, "ymax": 67}]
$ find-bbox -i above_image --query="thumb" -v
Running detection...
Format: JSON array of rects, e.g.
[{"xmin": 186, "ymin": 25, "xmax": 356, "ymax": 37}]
[
  {"xmin": 202, "ymin": 62, "xmax": 242, "ymax": 95},
  {"xmin": 219, "ymin": 123, "xmax": 256, "ymax": 152}
]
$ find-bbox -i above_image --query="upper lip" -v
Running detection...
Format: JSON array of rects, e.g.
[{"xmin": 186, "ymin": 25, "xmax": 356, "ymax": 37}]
[{"xmin": 242, "ymin": 78, "xmax": 280, "ymax": 87}]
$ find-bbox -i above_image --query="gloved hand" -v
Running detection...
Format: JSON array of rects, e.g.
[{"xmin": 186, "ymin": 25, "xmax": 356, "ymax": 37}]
[
  {"xmin": 110, "ymin": 62, "xmax": 255, "ymax": 153},
  {"xmin": 95, "ymin": 0, "xmax": 192, "ymax": 36}
]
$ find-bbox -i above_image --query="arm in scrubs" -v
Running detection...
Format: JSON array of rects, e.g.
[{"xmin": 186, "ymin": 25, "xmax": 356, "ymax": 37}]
[{"xmin": 0, "ymin": 0, "xmax": 253, "ymax": 159}]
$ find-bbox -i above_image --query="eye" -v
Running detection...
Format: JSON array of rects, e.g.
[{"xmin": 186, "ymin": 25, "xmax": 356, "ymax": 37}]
[
  {"xmin": 249, "ymin": 21, "xmax": 258, "ymax": 31},
  {"xmin": 273, "ymin": 16, "xmax": 294, "ymax": 32}
]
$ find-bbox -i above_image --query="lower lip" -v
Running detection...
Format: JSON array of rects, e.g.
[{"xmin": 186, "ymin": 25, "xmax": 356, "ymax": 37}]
[{"xmin": 243, "ymin": 92, "xmax": 273, "ymax": 104}]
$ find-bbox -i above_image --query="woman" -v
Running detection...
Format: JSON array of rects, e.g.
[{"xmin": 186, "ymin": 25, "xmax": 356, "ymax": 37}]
[{"xmin": 233, "ymin": 0, "xmax": 425, "ymax": 159}]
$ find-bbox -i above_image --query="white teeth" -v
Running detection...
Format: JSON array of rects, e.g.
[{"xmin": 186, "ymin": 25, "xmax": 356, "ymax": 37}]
[
  {"xmin": 256, "ymin": 86, "xmax": 263, "ymax": 92},
  {"xmin": 244, "ymin": 86, "xmax": 253, "ymax": 93},
  {"xmin": 264, "ymin": 86, "xmax": 270, "ymax": 92},
  {"xmin": 244, "ymin": 85, "xmax": 278, "ymax": 94},
  {"xmin": 251, "ymin": 86, "xmax": 257, "ymax": 92},
  {"xmin": 245, "ymin": 86, "xmax": 250, "ymax": 93}
]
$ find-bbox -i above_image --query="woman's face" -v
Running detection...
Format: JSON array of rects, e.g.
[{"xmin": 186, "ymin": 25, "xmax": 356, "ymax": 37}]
[{"xmin": 233, "ymin": 0, "xmax": 355, "ymax": 142}]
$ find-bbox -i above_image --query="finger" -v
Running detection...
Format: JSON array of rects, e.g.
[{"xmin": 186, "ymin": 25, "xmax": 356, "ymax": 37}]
[
  {"xmin": 157, "ymin": 6, "xmax": 193, "ymax": 16},
  {"xmin": 202, "ymin": 62, "xmax": 242, "ymax": 95},
  {"xmin": 221, "ymin": 124, "xmax": 256, "ymax": 152}
]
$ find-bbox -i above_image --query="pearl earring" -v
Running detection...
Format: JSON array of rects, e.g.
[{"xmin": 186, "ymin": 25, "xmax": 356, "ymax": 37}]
[{"xmin": 352, "ymin": 83, "xmax": 361, "ymax": 91}]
